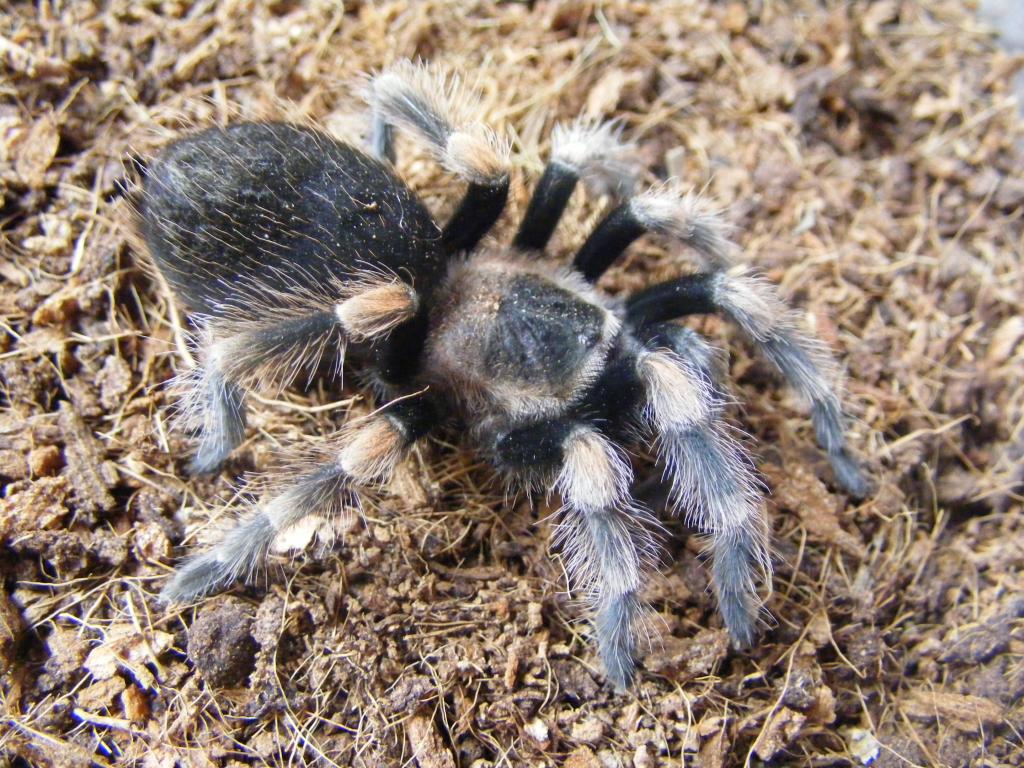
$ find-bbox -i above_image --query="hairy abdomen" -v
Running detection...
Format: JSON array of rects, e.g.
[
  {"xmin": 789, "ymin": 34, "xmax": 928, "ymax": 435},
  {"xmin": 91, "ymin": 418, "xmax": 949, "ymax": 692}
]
[{"xmin": 139, "ymin": 122, "xmax": 444, "ymax": 316}]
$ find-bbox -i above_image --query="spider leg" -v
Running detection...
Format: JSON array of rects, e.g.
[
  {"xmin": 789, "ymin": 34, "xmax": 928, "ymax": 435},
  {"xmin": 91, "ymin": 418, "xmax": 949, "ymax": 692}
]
[
  {"xmin": 180, "ymin": 275, "xmax": 420, "ymax": 473},
  {"xmin": 364, "ymin": 61, "xmax": 511, "ymax": 254},
  {"xmin": 633, "ymin": 327, "xmax": 771, "ymax": 647},
  {"xmin": 369, "ymin": 114, "xmax": 396, "ymax": 164},
  {"xmin": 513, "ymin": 120, "xmax": 637, "ymax": 252},
  {"xmin": 573, "ymin": 186, "xmax": 734, "ymax": 282},
  {"xmin": 567, "ymin": 180, "xmax": 866, "ymax": 494},
  {"xmin": 626, "ymin": 270, "xmax": 869, "ymax": 496},
  {"xmin": 492, "ymin": 420, "xmax": 662, "ymax": 689},
  {"xmin": 162, "ymin": 393, "xmax": 437, "ymax": 603}
]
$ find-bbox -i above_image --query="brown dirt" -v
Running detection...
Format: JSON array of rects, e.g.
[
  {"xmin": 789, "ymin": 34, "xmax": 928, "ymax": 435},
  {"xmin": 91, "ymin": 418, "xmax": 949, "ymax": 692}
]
[{"xmin": 2, "ymin": 1, "xmax": 1023, "ymax": 766}]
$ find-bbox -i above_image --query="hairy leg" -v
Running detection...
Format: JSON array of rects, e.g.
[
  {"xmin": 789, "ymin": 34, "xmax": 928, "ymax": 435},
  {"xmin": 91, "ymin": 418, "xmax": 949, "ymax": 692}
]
[
  {"xmin": 573, "ymin": 186, "xmax": 735, "ymax": 282},
  {"xmin": 173, "ymin": 339, "xmax": 249, "ymax": 475},
  {"xmin": 627, "ymin": 270, "xmax": 869, "ymax": 496},
  {"xmin": 492, "ymin": 420, "xmax": 661, "ymax": 689},
  {"xmin": 162, "ymin": 394, "xmax": 436, "ymax": 603},
  {"xmin": 635, "ymin": 340, "xmax": 771, "ymax": 647},
  {"xmin": 176, "ymin": 273, "xmax": 419, "ymax": 473},
  {"xmin": 363, "ymin": 61, "xmax": 511, "ymax": 254},
  {"xmin": 514, "ymin": 119, "xmax": 637, "ymax": 252},
  {"xmin": 567, "ymin": 178, "xmax": 867, "ymax": 495}
]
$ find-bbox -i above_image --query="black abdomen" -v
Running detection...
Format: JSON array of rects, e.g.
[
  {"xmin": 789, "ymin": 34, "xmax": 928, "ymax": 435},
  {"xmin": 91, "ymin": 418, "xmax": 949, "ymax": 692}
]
[{"xmin": 139, "ymin": 122, "xmax": 444, "ymax": 316}]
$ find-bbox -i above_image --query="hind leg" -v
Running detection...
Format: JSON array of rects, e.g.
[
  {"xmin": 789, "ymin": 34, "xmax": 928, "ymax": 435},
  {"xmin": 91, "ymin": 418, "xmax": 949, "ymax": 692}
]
[
  {"xmin": 364, "ymin": 61, "xmax": 511, "ymax": 254},
  {"xmin": 174, "ymin": 275, "xmax": 420, "ymax": 473}
]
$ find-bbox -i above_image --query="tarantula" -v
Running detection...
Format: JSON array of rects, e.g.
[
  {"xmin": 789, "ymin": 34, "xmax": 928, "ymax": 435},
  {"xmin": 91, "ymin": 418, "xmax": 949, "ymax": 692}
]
[{"xmin": 143, "ymin": 61, "xmax": 868, "ymax": 689}]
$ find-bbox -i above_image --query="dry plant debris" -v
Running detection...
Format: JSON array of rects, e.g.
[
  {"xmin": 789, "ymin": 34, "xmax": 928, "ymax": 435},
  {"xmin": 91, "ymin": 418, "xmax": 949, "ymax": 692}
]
[{"xmin": 1, "ymin": 1, "xmax": 1023, "ymax": 766}]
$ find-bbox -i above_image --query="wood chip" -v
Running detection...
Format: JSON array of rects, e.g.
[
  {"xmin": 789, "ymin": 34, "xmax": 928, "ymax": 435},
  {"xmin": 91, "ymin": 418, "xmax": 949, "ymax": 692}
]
[
  {"xmin": 525, "ymin": 718, "xmax": 550, "ymax": 748},
  {"xmin": 77, "ymin": 676, "xmax": 126, "ymax": 711},
  {"xmin": 13, "ymin": 112, "xmax": 59, "ymax": 188},
  {"xmin": 0, "ymin": 591, "xmax": 24, "ymax": 672},
  {"xmin": 902, "ymin": 689, "xmax": 1003, "ymax": 733},
  {"xmin": 58, "ymin": 401, "xmax": 115, "ymax": 514},
  {"xmin": 120, "ymin": 685, "xmax": 151, "ymax": 722},
  {"xmin": 770, "ymin": 464, "xmax": 867, "ymax": 558},
  {"xmin": 564, "ymin": 746, "xmax": 602, "ymax": 768},
  {"xmin": 752, "ymin": 708, "xmax": 807, "ymax": 761},
  {"xmin": 84, "ymin": 627, "xmax": 173, "ymax": 690},
  {"xmin": 406, "ymin": 713, "xmax": 456, "ymax": 768}
]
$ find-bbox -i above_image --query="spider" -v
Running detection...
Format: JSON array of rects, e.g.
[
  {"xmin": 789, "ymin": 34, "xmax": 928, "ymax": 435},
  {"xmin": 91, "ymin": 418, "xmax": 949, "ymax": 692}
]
[{"xmin": 142, "ymin": 61, "xmax": 868, "ymax": 690}]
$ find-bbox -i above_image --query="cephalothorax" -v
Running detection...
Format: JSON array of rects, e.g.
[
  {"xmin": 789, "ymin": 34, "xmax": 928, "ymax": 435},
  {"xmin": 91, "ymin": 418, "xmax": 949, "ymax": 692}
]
[{"xmin": 144, "ymin": 62, "xmax": 868, "ymax": 689}]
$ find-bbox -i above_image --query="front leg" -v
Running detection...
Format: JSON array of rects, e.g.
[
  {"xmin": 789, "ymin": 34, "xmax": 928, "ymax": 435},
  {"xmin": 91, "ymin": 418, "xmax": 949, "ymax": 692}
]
[
  {"xmin": 492, "ymin": 419, "xmax": 662, "ymax": 689},
  {"xmin": 162, "ymin": 392, "xmax": 437, "ymax": 603},
  {"xmin": 627, "ymin": 269, "xmax": 870, "ymax": 497},
  {"xmin": 634, "ymin": 338, "xmax": 772, "ymax": 648}
]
